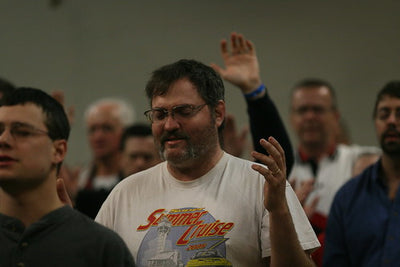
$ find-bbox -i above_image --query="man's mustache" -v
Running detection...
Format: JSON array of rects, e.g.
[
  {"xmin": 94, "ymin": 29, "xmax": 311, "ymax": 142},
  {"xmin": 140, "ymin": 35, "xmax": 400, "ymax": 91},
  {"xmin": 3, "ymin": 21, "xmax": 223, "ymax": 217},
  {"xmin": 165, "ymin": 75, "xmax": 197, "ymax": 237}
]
[{"xmin": 160, "ymin": 131, "xmax": 189, "ymax": 144}]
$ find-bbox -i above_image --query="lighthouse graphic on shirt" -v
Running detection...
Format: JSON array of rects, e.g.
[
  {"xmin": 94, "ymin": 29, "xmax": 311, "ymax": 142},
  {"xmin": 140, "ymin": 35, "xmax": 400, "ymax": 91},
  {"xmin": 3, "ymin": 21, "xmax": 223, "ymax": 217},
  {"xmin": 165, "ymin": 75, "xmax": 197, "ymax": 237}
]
[{"xmin": 136, "ymin": 207, "xmax": 233, "ymax": 266}]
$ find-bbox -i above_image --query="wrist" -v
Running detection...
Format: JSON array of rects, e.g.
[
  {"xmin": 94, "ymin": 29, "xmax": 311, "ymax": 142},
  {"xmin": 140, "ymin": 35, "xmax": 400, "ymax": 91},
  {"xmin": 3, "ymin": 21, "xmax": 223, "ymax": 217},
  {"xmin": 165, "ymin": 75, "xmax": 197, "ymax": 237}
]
[{"xmin": 244, "ymin": 83, "xmax": 266, "ymax": 99}]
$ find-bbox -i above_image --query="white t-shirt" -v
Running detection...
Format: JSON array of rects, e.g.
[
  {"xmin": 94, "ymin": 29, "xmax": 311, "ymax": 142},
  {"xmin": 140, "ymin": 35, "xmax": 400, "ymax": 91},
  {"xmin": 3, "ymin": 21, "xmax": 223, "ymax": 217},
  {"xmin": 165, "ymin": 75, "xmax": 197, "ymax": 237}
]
[
  {"xmin": 96, "ymin": 153, "xmax": 319, "ymax": 266},
  {"xmin": 289, "ymin": 144, "xmax": 381, "ymax": 216}
]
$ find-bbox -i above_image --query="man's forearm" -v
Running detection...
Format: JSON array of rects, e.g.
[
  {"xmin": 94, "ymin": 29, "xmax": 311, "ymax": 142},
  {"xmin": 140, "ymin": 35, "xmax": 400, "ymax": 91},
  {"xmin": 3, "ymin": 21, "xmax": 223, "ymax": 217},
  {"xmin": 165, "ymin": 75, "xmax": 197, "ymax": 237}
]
[{"xmin": 269, "ymin": 206, "xmax": 315, "ymax": 267}]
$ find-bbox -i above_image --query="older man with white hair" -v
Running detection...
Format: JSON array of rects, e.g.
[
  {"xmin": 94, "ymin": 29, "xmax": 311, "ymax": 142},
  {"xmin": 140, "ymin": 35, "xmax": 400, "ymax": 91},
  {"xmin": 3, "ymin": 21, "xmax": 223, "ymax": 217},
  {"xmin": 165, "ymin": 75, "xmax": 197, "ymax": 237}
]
[{"xmin": 75, "ymin": 98, "xmax": 135, "ymax": 218}]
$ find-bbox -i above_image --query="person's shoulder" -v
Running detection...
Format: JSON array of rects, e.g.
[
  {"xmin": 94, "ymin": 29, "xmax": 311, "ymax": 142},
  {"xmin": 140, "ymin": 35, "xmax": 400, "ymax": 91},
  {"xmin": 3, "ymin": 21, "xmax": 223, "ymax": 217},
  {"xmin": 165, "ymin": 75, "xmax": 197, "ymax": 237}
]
[
  {"xmin": 339, "ymin": 143, "xmax": 381, "ymax": 155},
  {"xmin": 225, "ymin": 152, "xmax": 251, "ymax": 163},
  {"xmin": 225, "ymin": 153, "xmax": 256, "ymax": 170},
  {"xmin": 224, "ymin": 153, "xmax": 264, "ymax": 181},
  {"xmin": 68, "ymin": 208, "xmax": 135, "ymax": 264},
  {"xmin": 117, "ymin": 162, "xmax": 165, "ymax": 188},
  {"xmin": 335, "ymin": 162, "xmax": 376, "ymax": 200},
  {"xmin": 69, "ymin": 207, "xmax": 125, "ymax": 238}
]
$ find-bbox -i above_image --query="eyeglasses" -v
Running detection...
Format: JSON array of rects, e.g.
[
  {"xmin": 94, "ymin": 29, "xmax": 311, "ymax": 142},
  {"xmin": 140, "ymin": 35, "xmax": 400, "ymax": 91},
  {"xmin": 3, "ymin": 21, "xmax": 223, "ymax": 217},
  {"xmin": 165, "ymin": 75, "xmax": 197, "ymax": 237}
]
[
  {"xmin": 0, "ymin": 122, "xmax": 49, "ymax": 142},
  {"xmin": 144, "ymin": 104, "xmax": 207, "ymax": 124}
]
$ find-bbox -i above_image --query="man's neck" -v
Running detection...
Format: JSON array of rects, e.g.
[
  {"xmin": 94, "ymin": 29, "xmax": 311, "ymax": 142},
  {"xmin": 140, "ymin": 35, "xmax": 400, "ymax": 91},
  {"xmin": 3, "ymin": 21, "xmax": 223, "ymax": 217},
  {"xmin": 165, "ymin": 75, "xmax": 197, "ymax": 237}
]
[
  {"xmin": 0, "ymin": 176, "xmax": 63, "ymax": 227},
  {"xmin": 167, "ymin": 148, "xmax": 224, "ymax": 181}
]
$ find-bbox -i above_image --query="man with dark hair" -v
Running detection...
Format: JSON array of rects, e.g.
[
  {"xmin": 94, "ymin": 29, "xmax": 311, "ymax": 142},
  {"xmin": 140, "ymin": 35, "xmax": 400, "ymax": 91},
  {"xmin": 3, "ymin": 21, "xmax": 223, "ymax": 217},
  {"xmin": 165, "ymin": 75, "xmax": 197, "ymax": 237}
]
[
  {"xmin": 324, "ymin": 81, "xmax": 400, "ymax": 266},
  {"xmin": 96, "ymin": 59, "xmax": 319, "ymax": 266},
  {"xmin": 119, "ymin": 123, "xmax": 161, "ymax": 177},
  {"xmin": 0, "ymin": 87, "xmax": 135, "ymax": 266}
]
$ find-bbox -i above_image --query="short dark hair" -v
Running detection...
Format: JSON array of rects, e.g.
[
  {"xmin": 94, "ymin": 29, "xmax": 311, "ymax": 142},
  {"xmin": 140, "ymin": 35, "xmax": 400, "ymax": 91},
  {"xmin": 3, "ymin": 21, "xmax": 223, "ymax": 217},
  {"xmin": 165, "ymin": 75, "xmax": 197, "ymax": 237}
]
[
  {"xmin": 1, "ymin": 87, "xmax": 70, "ymax": 141},
  {"xmin": 0, "ymin": 77, "xmax": 16, "ymax": 105},
  {"xmin": 120, "ymin": 123, "xmax": 152, "ymax": 151},
  {"xmin": 373, "ymin": 81, "xmax": 400, "ymax": 118},
  {"xmin": 145, "ymin": 59, "xmax": 225, "ymax": 107},
  {"xmin": 292, "ymin": 78, "xmax": 338, "ymax": 110}
]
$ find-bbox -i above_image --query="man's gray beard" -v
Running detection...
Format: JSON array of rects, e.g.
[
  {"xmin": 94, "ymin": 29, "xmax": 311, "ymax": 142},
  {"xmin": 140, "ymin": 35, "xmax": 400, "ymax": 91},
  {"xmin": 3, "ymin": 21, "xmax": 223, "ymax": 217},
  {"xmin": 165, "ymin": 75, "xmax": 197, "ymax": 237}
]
[
  {"xmin": 160, "ymin": 141, "xmax": 197, "ymax": 163},
  {"xmin": 159, "ymin": 121, "xmax": 218, "ymax": 165}
]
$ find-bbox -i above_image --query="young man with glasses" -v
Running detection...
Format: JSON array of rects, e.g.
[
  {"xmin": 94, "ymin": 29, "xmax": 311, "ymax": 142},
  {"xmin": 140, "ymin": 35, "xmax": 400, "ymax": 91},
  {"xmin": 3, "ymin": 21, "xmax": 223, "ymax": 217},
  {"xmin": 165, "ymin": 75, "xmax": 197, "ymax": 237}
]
[
  {"xmin": 0, "ymin": 87, "xmax": 134, "ymax": 266},
  {"xmin": 96, "ymin": 59, "xmax": 319, "ymax": 266}
]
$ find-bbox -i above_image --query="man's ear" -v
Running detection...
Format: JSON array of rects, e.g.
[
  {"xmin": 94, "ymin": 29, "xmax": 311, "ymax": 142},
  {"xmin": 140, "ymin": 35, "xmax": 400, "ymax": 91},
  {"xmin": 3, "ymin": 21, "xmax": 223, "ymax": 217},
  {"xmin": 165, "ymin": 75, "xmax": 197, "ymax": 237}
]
[
  {"xmin": 214, "ymin": 100, "xmax": 226, "ymax": 128},
  {"xmin": 52, "ymin": 140, "xmax": 67, "ymax": 165}
]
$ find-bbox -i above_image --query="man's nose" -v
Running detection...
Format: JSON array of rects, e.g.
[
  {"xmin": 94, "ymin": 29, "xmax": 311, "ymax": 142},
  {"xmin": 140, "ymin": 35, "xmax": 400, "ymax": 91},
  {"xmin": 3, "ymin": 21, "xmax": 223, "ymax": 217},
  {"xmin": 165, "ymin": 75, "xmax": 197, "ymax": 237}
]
[
  {"xmin": 0, "ymin": 129, "xmax": 12, "ymax": 147},
  {"xmin": 163, "ymin": 114, "xmax": 180, "ymax": 130}
]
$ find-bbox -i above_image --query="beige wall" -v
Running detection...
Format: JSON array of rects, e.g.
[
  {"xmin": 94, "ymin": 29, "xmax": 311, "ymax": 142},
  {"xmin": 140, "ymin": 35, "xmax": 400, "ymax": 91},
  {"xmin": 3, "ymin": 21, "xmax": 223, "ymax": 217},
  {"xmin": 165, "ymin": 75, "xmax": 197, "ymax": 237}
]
[{"xmin": 1, "ymin": 0, "xmax": 399, "ymax": 165}]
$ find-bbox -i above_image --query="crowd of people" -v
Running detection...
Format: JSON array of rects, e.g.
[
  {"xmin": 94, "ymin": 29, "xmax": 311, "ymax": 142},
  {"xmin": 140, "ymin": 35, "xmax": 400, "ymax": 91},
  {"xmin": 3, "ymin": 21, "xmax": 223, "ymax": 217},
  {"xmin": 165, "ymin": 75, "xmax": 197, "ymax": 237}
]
[{"xmin": 1, "ymin": 31, "xmax": 397, "ymax": 267}]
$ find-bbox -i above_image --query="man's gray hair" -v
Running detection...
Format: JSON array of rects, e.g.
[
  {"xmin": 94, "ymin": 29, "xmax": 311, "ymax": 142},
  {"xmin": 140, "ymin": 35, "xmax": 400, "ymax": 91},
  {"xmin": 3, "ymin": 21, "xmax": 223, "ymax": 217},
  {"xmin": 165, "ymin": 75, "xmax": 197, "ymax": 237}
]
[{"xmin": 84, "ymin": 98, "xmax": 136, "ymax": 126}]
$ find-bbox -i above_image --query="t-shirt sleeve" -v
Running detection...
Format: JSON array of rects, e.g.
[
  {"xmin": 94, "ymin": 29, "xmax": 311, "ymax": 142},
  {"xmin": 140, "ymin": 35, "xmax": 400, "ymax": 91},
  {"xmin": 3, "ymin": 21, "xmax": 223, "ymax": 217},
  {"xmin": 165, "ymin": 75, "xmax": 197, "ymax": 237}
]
[
  {"xmin": 260, "ymin": 181, "xmax": 320, "ymax": 258},
  {"xmin": 95, "ymin": 188, "xmax": 114, "ymax": 228}
]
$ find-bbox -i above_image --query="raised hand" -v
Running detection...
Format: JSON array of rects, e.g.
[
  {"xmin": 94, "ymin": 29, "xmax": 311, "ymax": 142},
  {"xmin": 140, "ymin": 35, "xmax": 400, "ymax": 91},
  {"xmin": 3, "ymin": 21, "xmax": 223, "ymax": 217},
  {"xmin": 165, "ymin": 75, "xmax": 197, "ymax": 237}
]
[{"xmin": 211, "ymin": 32, "xmax": 262, "ymax": 93}]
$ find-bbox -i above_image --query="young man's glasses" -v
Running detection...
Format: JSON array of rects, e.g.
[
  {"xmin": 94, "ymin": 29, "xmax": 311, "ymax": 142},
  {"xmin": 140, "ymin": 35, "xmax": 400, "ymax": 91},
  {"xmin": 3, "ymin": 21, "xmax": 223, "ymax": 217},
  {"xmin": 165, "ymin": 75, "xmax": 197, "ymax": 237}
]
[
  {"xmin": 0, "ymin": 122, "xmax": 49, "ymax": 142},
  {"xmin": 144, "ymin": 104, "xmax": 207, "ymax": 124}
]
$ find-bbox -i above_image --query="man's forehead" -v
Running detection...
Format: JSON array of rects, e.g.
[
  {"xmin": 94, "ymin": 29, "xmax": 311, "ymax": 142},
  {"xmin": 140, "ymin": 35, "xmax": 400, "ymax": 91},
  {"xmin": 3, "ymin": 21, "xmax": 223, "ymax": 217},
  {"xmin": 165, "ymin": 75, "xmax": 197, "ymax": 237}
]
[
  {"xmin": 294, "ymin": 86, "xmax": 331, "ymax": 97},
  {"xmin": 378, "ymin": 95, "xmax": 400, "ymax": 106},
  {"xmin": 291, "ymin": 89, "xmax": 333, "ymax": 106},
  {"xmin": 151, "ymin": 79, "xmax": 202, "ymax": 105},
  {"xmin": 87, "ymin": 112, "xmax": 122, "ymax": 125},
  {"xmin": 0, "ymin": 104, "xmax": 45, "ymax": 123}
]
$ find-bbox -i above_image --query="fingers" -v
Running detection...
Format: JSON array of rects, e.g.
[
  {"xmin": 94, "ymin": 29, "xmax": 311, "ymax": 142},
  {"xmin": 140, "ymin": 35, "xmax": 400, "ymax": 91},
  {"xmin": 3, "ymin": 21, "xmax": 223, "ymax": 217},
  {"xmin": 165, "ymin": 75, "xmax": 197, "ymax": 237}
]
[
  {"xmin": 254, "ymin": 137, "xmax": 286, "ymax": 174},
  {"xmin": 237, "ymin": 33, "xmax": 246, "ymax": 51},
  {"xmin": 251, "ymin": 138, "xmax": 286, "ymax": 183},
  {"xmin": 230, "ymin": 32, "xmax": 251, "ymax": 55},
  {"xmin": 245, "ymin": 40, "xmax": 255, "ymax": 55},
  {"xmin": 230, "ymin": 32, "xmax": 239, "ymax": 54},
  {"xmin": 220, "ymin": 39, "xmax": 229, "ymax": 62}
]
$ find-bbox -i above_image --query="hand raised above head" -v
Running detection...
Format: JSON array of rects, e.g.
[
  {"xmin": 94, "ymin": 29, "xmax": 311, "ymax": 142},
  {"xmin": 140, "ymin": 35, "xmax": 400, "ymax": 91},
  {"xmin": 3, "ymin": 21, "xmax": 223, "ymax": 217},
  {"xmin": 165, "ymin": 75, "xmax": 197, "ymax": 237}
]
[{"xmin": 211, "ymin": 32, "xmax": 262, "ymax": 93}]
